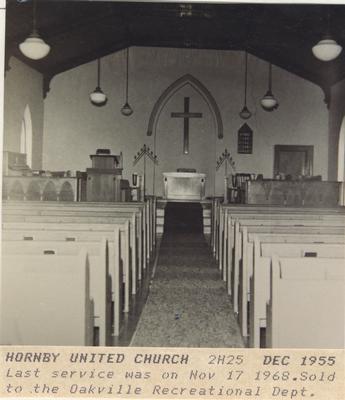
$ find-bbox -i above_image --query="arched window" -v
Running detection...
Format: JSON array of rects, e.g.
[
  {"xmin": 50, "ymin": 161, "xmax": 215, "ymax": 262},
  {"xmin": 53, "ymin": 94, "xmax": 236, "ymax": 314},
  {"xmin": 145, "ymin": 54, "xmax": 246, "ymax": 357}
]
[
  {"xmin": 20, "ymin": 105, "xmax": 33, "ymax": 168},
  {"xmin": 337, "ymin": 116, "xmax": 345, "ymax": 182}
]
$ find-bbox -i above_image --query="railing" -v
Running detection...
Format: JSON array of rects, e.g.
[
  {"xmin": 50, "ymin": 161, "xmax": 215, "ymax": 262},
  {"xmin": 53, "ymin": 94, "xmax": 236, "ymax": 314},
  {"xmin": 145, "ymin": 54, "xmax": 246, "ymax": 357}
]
[{"xmin": 2, "ymin": 176, "xmax": 80, "ymax": 202}]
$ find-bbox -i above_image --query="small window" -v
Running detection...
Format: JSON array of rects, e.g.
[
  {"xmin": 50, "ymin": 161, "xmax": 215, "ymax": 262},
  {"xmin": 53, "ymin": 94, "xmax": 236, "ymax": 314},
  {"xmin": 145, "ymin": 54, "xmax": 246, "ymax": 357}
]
[
  {"xmin": 238, "ymin": 123, "xmax": 253, "ymax": 154},
  {"xmin": 337, "ymin": 116, "xmax": 345, "ymax": 182},
  {"xmin": 20, "ymin": 105, "xmax": 33, "ymax": 168}
]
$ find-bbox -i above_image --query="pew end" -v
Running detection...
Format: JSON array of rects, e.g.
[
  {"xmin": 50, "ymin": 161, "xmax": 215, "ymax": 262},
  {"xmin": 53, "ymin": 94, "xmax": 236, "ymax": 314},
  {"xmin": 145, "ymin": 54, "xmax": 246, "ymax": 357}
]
[
  {"xmin": 1, "ymin": 250, "xmax": 94, "ymax": 346},
  {"xmin": 266, "ymin": 256, "xmax": 345, "ymax": 348}
]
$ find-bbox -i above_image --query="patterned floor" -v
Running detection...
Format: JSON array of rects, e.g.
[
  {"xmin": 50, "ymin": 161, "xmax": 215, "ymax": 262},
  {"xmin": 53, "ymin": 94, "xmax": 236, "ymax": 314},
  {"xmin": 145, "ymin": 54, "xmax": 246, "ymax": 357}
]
[{"xmin": 130, "ymin": 232, "xmax": 244, "ymax": 347}]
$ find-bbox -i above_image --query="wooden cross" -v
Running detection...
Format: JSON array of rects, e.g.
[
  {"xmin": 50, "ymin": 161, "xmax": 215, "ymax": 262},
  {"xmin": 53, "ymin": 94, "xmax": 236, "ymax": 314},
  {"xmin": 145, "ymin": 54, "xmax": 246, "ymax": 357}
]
[{"xmin": 171, "ymin": 97, "xmax": 202, "ymax": 154}]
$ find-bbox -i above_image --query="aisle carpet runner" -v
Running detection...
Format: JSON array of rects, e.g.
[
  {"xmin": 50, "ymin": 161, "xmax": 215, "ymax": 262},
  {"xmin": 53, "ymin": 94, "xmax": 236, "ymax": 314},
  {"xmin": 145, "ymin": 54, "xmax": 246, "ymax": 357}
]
[{"xmin": 130, "ymin": 232, "xmax": 244, "ymax": 347}]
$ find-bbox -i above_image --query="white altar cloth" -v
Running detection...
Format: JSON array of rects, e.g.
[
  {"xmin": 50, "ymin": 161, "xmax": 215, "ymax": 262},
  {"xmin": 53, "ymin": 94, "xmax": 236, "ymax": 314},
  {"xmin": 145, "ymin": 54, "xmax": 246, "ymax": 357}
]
[{"xmin": 163, "ymin": 172, "xmax": 206, "ymax": 200}]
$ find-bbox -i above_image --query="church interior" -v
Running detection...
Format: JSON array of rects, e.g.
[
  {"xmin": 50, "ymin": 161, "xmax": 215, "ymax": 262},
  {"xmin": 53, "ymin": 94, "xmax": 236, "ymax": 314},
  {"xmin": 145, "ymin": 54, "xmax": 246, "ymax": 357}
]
[{"xmin": 1, "ymin": 1, "xmax": 345, "ymax": 349}]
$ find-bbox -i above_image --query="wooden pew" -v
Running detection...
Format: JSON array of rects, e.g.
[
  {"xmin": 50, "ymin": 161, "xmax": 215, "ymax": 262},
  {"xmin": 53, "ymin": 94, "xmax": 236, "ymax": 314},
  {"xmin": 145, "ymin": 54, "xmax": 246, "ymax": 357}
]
[
  {"xmin": 223, "ymin": 211, "xmax": 337, "ymax": 278},
  {"xmin": 2, "ymin": 232, "xmax": 122, "ymax": 345},
  {"xmin": 238, "ymin": 228, "xmax": 345, "ymax": 337},
  {"xmin": 3, "ymin": 206, "xmax": 144, "ymax": 283},
  {"xmin": 3, "ymin": 212, "xmax": 139, "ymax": 287},
  {"xmin": 217, "ymin": 204, "xmax": 345, "ymax": 272},
  {"xmin": 2, "ymin": 221, "xmax": 132, "ymax": 314},
  {"xmin": 3, "ymin": 198, "xmax": 155, "ymax": 265},
  {"xmin": 231, "ymin": 219, "xmax": 345, "ymax": 310},
  {"xmin": 1, "ymin": 250, "xmax": 94, "ymax": 346},
  {"xmin": 266, "ymin": 255, "xmax": 345, "ymax": 348},
  {"xmin": 211, "ymin": 203, "xmax": 345, "ymax": 346},
  {"xmin": 5, "ymin": 197, "xmax": 158, "ymax": 272},
  {"xmin": 215, "ymin": 202, "xmax": 345, "ymax": 262},
  {"xmin": 3, "ymin": 200, "xmax": 149, "ymax": 273},
  {"xmin": 3, "ymin": 205, "xmax": 145, "ymax": 280},
  {"xmin": 224, "ymin": 211, "xmax": 345, "ymax": 280},
  {"xmin": 211, "ymin": 197, "xmax": 222, "ymax": 255},
  {"xmin": 249, "ymin": 237, "xmax": 345, "ymax": 347},
  {"xmin": 227, "ymin": 216, "xmax": 345, "ymax": 287}
]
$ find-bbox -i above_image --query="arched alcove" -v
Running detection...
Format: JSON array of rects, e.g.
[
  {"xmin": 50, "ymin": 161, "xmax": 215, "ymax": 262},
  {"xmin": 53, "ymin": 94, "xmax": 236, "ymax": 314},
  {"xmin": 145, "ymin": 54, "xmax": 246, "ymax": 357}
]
[
  {"xmin": 26, "ymin": 181, "xmax": 41, "ymax": 201},
  {"xmin": 9, "ymin": 181, "xmax": 25, "ymax": 201},
  {"xmin": 337, "ymin": 116, "xmax": 345, "ymax": 182},
  {"xmin": 42, "ymin": 181, "xmax": 58, "ymax": 201},
  {"xmin": 147, "ymin": 74, "xmax": 223, "ymax": 197},
  {"xmin": 147, "ymin": 74, "xmax": 223, "ymax": 140},
  {"xmin": 2, "ymin": 181, "xmax": 8, "ymax": 200},
  {"xmin": 60, "ymin": 181, "xmax": 74, "ymax": 201},
  {"xmin": 20, "ymin": 105, "xmax": 33, "ymax": 168}
]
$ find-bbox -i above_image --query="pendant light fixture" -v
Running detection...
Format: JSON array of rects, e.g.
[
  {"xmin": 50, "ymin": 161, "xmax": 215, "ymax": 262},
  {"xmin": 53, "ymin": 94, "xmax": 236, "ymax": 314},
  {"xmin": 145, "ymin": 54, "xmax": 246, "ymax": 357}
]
[
  {"xmin": 312, "ymin": 37, "xmax": 342, "ymax": 61},
  {"xmin": 261, "ymin": 63, "xmax": 279, "ymax": 112},
  {"xmin": 19, "ymin": 0, "xmax": 50, "ymax": 60},
  {"xmin": 312, "ymin": 9, "xmax": 342, "ymax": 62},
  {"xmin": 121, "ymin": 47, "xmax": 134, "ymax": 116},
  {"xmin": 239, "ymin": 51, "xmax": 252, "ymax": 120},
  {"xmin": 89, "ymin": 58, "xmax": 107, "ymax": 106}
]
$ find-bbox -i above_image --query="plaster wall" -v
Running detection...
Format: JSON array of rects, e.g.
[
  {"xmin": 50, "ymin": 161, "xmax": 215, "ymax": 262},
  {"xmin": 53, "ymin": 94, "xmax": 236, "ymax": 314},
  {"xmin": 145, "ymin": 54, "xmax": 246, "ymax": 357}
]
[{"xmin": 41, "ymin": 47, "xmax": 328, "ymax": 196}]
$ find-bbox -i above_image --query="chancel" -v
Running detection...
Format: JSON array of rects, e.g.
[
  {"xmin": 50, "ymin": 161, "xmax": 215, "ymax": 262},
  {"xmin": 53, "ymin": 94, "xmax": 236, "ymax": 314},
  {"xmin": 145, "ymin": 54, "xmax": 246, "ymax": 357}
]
[{"xmin": 1, "ymin": 1, "xmax": 345, "ymax": 350}]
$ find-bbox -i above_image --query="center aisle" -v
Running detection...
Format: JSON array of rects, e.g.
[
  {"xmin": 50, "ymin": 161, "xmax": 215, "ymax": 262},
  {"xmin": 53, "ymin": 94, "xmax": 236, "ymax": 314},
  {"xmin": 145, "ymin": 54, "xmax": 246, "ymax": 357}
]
[{"xmin": 130, "ymin": 232, "xmax": 244, "ymax": 347}]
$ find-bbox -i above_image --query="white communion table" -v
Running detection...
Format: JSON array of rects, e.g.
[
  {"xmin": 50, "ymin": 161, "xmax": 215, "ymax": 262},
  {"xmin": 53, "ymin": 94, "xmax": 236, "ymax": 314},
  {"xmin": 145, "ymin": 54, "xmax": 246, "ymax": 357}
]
[{"xmin": 163, "ymin": 172, "xmax": 206, "ymax": 201}]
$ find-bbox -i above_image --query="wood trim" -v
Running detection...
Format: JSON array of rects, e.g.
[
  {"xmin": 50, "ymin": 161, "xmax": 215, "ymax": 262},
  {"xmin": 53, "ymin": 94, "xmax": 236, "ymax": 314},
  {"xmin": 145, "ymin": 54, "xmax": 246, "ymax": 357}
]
[{"xmin": 147, "ymin": 74, "xmax": 223, "ymax": 139}]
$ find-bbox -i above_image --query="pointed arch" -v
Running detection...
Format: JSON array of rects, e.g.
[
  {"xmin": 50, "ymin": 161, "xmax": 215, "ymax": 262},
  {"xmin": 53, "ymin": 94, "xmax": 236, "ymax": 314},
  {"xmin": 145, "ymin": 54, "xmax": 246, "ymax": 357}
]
[
  {"xmin": 2, "ymin": 181, "xmax": 8, "ymax": 200},
  {"xmin": 26, "ymin": 181, "xmax": 41, "ymax": 201},
  {"xmin": 20, "ymin": 105, "xmax": 33, "ymax": 168},
  {"xmin": 147, "ymin": 74, "xmax": 223, "ymax": 139},
  {"xmin": 9, "ymin": 181, "xmax": 25, "ymax": 201},
  {"xmin": 42, "ymin": 181, "xmax": 58, "ymax": 201},
  {"xmin": 60, "ymin": 181, "xmax": 74, "ymax": 201},
  {"xmin": 337, "ymin": 116, "xmax": 345, "ymax": 182}
]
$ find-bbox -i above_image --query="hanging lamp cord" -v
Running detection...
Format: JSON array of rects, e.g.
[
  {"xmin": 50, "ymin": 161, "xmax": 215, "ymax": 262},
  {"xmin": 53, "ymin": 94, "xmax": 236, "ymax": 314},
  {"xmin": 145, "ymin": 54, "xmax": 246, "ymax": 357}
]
[
  {"xmin": 268, "ymin": 63, "xmax": 272, "ymax": 92},
  {"xmin": 125, "ymin": 48, "xmax": 129, "ymax": 102},
  {"xmin": 32, "ymin": 0, "xmax": 37, "ymax": 33},
  {"xmin": 97, "ymin": 58, "xmax": 101, "ymax": 87},
  {"xmin": 326, "ymin": 6, "xmax": 331, "ymax": 35},
  {"xmin": 244, "ymin": 52, "xmax": 248, "ymax": 105}
]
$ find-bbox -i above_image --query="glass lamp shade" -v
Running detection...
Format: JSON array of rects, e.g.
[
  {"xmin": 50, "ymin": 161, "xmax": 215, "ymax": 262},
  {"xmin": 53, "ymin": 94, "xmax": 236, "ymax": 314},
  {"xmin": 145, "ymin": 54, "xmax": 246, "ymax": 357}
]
[
  {"xmin": 239, "ymin": 105, "xmax": 252, "ymax": 120},
  {"xmin": 261, "ymin": 90, "xmax": 279, "ymax": 111},
  {"xmin": 19, "ymin": 32, "xmax": 50, "ymax": 60},
  {"xmin": 312, "ymin": 37, "xmax": 342, "ymax": 61},
  {"xmin": 121, "ymin": 102, "xmax": 134, "ymax": 116},
  {"xmin": 89, "ymin": 87, "xmax": 107, "ymax": 105}
]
